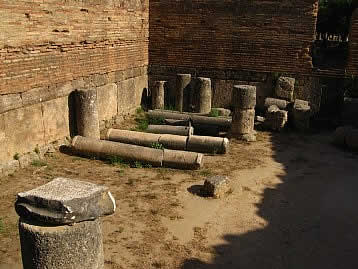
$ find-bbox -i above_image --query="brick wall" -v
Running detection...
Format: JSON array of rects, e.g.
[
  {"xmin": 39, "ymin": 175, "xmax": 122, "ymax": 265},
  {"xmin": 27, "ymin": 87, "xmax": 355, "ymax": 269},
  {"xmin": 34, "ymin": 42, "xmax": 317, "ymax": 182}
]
[
  {"xmin": 347, "ymin": 9, "xmax": 358, "ymax": 75},
  {"xmin": 149, "ymin": 0, "xmax": 318, "ymax": 75},
  {"xmin": 0, "ymin": 0, "xmax": 149, "ymax": 164}
]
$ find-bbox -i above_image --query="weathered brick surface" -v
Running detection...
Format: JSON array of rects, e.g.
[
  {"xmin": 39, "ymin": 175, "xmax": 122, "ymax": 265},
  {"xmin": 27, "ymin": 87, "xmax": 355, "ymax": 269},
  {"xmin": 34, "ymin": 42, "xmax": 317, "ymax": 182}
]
[
  {"xmin": 149, "ymin": 0, "xmax": 318, "ymax": 74},
  {"xmin": 0, "ymin": 0, "xmax": 149, "ymax": 95},
  {"xmin": 0, "ymin": 1, "xmax": 149, "ymax": 164},
  {"xmin": 347, "ymin": 9, "xmax": 358, "ymax": 75}
]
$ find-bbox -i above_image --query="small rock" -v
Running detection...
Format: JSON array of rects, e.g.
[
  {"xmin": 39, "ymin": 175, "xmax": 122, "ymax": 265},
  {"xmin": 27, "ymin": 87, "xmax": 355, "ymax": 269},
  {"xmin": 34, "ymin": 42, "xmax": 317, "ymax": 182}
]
[
  {"xmin": 240, "ymin": 133, "xmax": 257, "ymax": 142},
  {"xmin": 255, "ymin": 116, "xmax": 265, "ymax": 123},
  {"xmin": 203, "ymin": 176, "xmax": 231, "ymax": 198},
  {"xmin": 1, "ymin": 160, "xmax": 20, "ymax": 176},
  {"xmin": 15, "ymin": 177, "xmax": 116, "ymax": 225}
]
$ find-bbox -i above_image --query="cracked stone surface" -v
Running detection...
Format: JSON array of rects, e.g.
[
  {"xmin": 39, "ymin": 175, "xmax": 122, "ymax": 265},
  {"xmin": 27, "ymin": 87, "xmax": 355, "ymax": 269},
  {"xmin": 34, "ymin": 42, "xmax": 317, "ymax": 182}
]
[{"xmin": 15, "ymin": 177, "xmax": 116, "ymax": 225}]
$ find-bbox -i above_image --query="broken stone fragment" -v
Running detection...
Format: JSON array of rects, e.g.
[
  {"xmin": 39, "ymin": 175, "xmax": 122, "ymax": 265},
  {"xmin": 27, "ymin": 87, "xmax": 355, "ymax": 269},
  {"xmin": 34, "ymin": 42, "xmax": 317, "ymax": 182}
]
[
  {"xmin": 203, "ymin": 176, "xmax": 231, "ymax": 198},
  {"xmin": 275, "ymin": 77, "xmax": 295, "ymax": 102},
  {"xmin": 265, "ymin": 106, "xmax": 288, "ymax": 132},
  {"xmin": 15, "ymin": 177, "xmax": 116, "ymax": 225}
]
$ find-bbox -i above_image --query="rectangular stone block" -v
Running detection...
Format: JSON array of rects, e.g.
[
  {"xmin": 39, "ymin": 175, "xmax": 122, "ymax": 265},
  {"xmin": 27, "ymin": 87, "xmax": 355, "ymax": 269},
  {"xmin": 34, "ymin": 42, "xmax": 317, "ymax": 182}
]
[
  {"xmin": 2, "ymin": 104, "xmax": 45, "ymax": 162},
  {"xmin": 117, "ymin": 78, "xmax": 136, "ymax": 114},
  {"xmin": 0, "ymin": 94, "xmax": 23, "ymax": 114},
  {"xmin": 275, "ymin": 77, "xmax": 295, "ymax": 102},
  {"xmin": 21, "ymin": 87, "xmax": 55, "ymax": 107},
  {"xmin": 42, "ymin": 97, "xmax": 70, "ymax": 144},
  {"xmin": 97, "ymin": 83, "xmax": 118, "ymax": 122}
]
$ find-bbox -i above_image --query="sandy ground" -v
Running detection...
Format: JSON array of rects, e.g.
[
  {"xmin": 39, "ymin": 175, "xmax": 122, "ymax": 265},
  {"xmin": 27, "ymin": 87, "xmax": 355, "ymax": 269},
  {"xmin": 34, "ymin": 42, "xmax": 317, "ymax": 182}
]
[{"xmin": 1, "ymin": 129, "xmax": 358, "ymax": 269}]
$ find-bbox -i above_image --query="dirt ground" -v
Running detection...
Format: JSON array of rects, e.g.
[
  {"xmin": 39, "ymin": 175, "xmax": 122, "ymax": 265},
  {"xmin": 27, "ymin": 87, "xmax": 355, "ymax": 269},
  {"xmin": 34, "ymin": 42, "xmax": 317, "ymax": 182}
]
[{"xmin": 1, "ymin": 128, "xmax": 358, "ymax": 269}]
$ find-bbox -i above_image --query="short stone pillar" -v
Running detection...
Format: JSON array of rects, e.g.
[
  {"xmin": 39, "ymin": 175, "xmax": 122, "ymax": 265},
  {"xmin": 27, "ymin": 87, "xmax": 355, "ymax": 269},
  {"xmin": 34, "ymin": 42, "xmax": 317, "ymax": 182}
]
[
  {"xmin": 175, "ymin": 74, "xmax": 191, "ymax": 112},
  {"xmin": 15, "ymin": 177, "xmax": 116, "ymax": 269},
  {"xmin": 231, "ymin": 85, "xmax": 257, "ymax": 141},
  {"xmin": 292, "ymin": 100, "xmax": 311, "ymax": 131},
  {"xmin": 75, "ymin": 88, "xmax": 101, "ymax": 139},
  {"xmin": 197, "ymin": 77, "xmax": 212, "ymax": 114},
  {"xmin": 275, "ymin": 77, "xmax": 295, "ymax": 102},
  {"xmin": 152, "ymin": 81, "xmax": 166, "ymax": 110}
]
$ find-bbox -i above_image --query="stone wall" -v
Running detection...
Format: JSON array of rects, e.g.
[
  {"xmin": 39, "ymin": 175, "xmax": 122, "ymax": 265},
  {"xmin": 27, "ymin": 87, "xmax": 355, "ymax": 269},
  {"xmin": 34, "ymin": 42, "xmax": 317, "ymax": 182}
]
[{"xmin": 0, "ymin": 0, "xmax": 149, "ymax": 164}]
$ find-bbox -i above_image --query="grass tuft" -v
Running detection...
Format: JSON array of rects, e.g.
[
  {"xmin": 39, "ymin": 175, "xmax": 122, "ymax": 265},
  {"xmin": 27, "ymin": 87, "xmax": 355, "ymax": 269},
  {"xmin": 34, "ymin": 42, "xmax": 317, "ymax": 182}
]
[
  {"xmin": 31, "ymin": 160, "xmax": 47, "ymax": 167},
  {"xmin": 208, "ymin": 109, "xmax": 220, "ymax": 117}
]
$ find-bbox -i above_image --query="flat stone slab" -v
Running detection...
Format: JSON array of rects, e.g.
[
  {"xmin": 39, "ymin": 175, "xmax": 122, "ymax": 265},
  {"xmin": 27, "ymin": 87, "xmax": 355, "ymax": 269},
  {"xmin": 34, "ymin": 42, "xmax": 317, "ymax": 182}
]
[
  {"xmin": 203, "ymin": 176, "xmax": 231, "ymax": 198},
  {"xmin": 15, "ymin": 177, "xmax": 116, "ymax": 225}
]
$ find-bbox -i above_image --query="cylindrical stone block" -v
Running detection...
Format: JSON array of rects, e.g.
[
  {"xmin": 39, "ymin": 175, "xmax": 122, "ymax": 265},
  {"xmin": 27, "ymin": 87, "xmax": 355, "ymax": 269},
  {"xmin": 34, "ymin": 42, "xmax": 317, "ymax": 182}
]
[
  {"xmin": 264, "ymin": 98, "xmax": 289, "ymax": 110},
  {"xmin": 197, "ymin": 77, "xmax": 212, "ymax": 114},
  {"xmin": 232, "ymin": 85, "xmax": 257, "ymax": 109},
  {"xmin": 19, "ymin": 218, "xmax": 104, "ymax": 269},
  {"xmin": 231, "ymin": 109, "xmax": 255, "ymax": 135},
  {"xmin": 163, "ymin": 149, "xmax": 203, "ymax": 170},
  {"xmin": 152, "ymin": 81, "xmax": 166, "ymax": 110},
  {"xmin": 158, "ymin": 134, "xmax": 188, "ymax": 151},
  {"xmin": 75, "ymin": 88, "xmax": 100, "ymax": 139},
  {"xmin": 106, "ymin": 129, "xmax": 161, "ymax": 147},
  {"xmin": 187, "ymin": 136, "xmax": 229, "ymax": 154},
  {"xmin": 147, "ymin": 125, "xmax": 194, "ymax": 136},
  {"xmin": 147, "ymin": 110, "xmax": 191, "ymax": 121},
  {"xmin": 72, "ymin": 136, "xmax": 164, "ymax": 167},
  {"xmin": 175, "ymin": 74, "xmax": 191, "ymax": 112}
]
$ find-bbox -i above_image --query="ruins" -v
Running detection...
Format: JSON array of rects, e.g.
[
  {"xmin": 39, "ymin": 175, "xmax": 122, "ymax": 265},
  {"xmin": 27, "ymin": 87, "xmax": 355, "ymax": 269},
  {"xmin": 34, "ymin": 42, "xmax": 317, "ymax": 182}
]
[{"xmin": 1, "ymin": 0, "xmax": 358, "ymax": 268}]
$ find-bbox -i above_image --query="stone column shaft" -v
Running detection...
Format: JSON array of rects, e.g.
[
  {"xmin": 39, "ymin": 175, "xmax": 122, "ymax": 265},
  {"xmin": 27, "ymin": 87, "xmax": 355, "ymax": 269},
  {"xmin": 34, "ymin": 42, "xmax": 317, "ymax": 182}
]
[
  {"xmin": 197, "ymin": 77, "xmax": 212, "ymax": 114},
  {"xmin": 231, "ymin": 85, "xmax": 257, "ymax": 141},
  {"xmin": 175, "ymin": 74, "xmax": 191, "ymax": 112},
  {"xmin": 19, "ymin": 219, "xmax": 104, "ymax": 269},
  {"xmin": 75, "ymin": 88, "xmax": 100, "ymax": 139},
  {"xmin": 152, "ymin": 81, "xmax": 166, "ymax": 110}
]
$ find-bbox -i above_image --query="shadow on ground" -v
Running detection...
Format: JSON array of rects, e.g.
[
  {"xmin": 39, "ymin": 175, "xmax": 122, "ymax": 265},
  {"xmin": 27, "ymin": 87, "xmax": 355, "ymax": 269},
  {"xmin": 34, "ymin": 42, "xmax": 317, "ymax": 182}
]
[{"xmin": 181, "ymin": 131, "xmax": 358, "ymax": 269}]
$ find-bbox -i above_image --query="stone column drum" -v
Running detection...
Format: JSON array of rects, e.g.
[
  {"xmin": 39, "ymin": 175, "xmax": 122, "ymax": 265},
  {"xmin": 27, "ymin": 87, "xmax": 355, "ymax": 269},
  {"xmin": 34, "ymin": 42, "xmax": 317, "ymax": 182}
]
[
  {"xmin": 15, "ymin": 177, "xmax": 116, "ymax": 269},
  {"xmin": 75, "ymin": 88, "xmax": 101, "ymax": 139},
  {"xmin": 152, "ymin": 81, "xmax": 166, "ymax": 110},
  {"xmin": 197, "ymin": 77, "xmax": 212, "ymax": 114},
  {"xmin": 175, "ymin": 74, "xmax": 191, "ymax": 112},
  {"xmin": 231, "ymin": 85, "xmax": 257, "ymax": 141}
]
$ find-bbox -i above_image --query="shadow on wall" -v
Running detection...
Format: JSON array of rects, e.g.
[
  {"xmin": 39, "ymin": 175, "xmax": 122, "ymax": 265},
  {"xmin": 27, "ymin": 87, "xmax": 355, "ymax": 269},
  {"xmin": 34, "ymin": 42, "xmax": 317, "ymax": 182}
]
[
  {"xmin": 68, "ymin": 91, "xmax": 78, "ymax": 137},
  {"xmin": 181, "ymin": 132, "xmax": 358, "ymax": 269}
]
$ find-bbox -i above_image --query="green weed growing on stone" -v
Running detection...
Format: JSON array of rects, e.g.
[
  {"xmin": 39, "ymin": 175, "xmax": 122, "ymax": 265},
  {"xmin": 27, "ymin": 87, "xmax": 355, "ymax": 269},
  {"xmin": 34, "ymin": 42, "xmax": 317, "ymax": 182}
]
[
  {"xmin": 164, "ymin": 104, "xmax": 176, "ymax": 111},
  {"xmin": 151, "ymin": 142, "xmax": 164, "ymax": 150},
  {"xmin": 13, "ymin": 153, "xmax": 20, "ymax": 160},
  {"xmin": 34, "ymin": 146, "xmax": 40, "ymax": 155},
  {"xmin": 31, "ymin": 160, "xmax": 47, "ymax": 167},
  {"xmin": 209, "ymin": 109, "xmax": 220, "ymax": 117},
  {"xmin": 133, "ymin": 161, "xmax": 143, "ymax": 169},
  {"xmin": 108, "ymin": 156, "xmax": 128, "ymax": 167},
  {"xmin": 148, "ymin": 116, "xmax": 165, "ymax": 125},
  {"xmin": 136, "ymin": 107, "xmax": 144, "ymax": 114}
]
